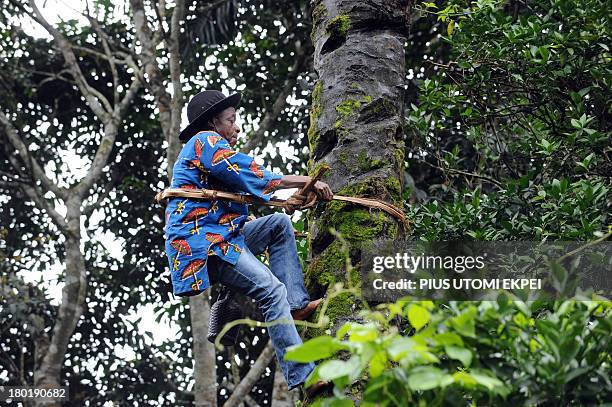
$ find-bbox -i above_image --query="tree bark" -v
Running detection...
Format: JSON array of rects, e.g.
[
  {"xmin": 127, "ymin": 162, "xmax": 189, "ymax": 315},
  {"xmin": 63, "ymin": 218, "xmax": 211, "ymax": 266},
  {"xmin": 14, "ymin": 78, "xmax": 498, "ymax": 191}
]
[
  {"xmin": 33, "ymin": 209, "xmax": 85, "ymax": 407},
  {"xmin": 270, "ymin": 359, "xmax": 298, "ymax": 407},
  {"xmin": 304, "ymin": 0, "xmax": 408, "ymax": 342},
  {"xmin": 190, "ymin": 294, "xmax": 218, "ymax": 407}
]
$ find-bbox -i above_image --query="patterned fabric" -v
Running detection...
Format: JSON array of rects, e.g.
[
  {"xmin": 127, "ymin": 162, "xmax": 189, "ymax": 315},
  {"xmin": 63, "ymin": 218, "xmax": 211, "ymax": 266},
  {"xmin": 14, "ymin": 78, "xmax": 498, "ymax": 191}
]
[{"xmin": 163, "ymin": 131, "xmax": 283, "ymax": 297}]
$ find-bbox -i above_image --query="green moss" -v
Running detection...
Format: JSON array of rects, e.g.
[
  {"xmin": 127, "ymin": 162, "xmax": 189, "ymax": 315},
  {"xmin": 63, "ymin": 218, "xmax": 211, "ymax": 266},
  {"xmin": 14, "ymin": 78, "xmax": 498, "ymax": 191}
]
[
  {"xmin": 371, "ymin": 98, "xmax": 396, "ymax": 115},
  {"xmin": 384, "ymin": 177, "xmax": 402, "ymax": 202},
  {"xmin": 335, "ymin": 95, "xmax": 373, "ymax": 117},
  {"xmin": 306, "ymin": 240, "xmax": 346, "ymax": 287},
  {"xmin": 326, "ymin": 14, "xmax": 351, "ymax": 38},
  {"xmin": 394, "ymin": 147, "xmax": 405, "ymax": 173},
  {"xmin": 334, "ymin": 95, "xmax": 373, "ymax": 142},
  {"xmin": 304, "ymin": 238, "xmax": 359, "ymax": 339},
  {"xmin": 357, "ymin": 151, "xmax": 385, "ymax": 172},
  {"xmin": 309, "ymin": 162, "xmax": 330, "ymax": 179},
  {"xmin": 312, "ymin": 3, "xmax": 327, "ymax": 25},
  {"xmin": 340, "ymin": 209, "xmax": 393, "ymax": 240},
  {"xmin": 336, "ymin": 98, "xmax": 362, "ymax": 116},
  {"xmin": 310, "ymin": 3, "xmax": 328, "ymax": 43},
  {"xmin": 324, "ymin": 292, "xmax": 355, "ymax": 323},
  {"xmin": 307, "ymin": 291, "xmax": 357, "ymax": 338},
  {"xmin": 307, "ymin": 80, "xmax": 324, "ymax": 154},
  {"xmin": 338, "ymin": 152, "xmax": 349, "ymax": 167},
  {"xmin": 336, "ymin": 177, "xmax": 387, "ymax": 197},
  {"xmin": 311, "ymin": 80, "xmax": 323, "ymax": 117},
  {"xmin": 349, "ymin": 265, "xmax": 361, "ymax": 288},
  {"xmin": 315, "ymin": 177, "xmax": 402, "ymax": 242}
]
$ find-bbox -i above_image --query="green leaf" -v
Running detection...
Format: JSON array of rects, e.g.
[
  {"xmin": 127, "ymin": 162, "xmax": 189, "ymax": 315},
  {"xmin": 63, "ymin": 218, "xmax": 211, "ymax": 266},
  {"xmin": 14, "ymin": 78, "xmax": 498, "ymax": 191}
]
[
  {"xmin": 470, "ymin": 370, "xmax": 505, "ymax": 392},
  {"xmin": 318, "ymin": 356, "xmax": 361, "ymax": 381},
  {"xmin": 408, "ymin": 304, "xmax": 430, "ymax": 331},
  {"xmin": 445, "ymin": 345, "xmax": 473, "ymax": 367},
  {"xmin": 434, "ymin": 332, "xmax": 464, "ymax": 347},
  {"xmin": 447, "ymin": 20, "xmax": 455, "ymax": 36},
  {"xmin": 369, "ymin": 351, "xmax": 387, "ymax": 378},
  {"xmin": 559, "ymin": 337, "xmax": 579, "ymax": 364},
  {"xmin": 449, "ymin": 307, "xmax": 477, "ymax": 338},
  {"xmin": 408, "ymin": 366, "xmax": 444, "ymax": 391},
  {"xmin": 387, "ymin": 336, "xmax": 416, "ymax": 360},
  {"xmin": 327, "ymin": 399, "xmax": 354, "ymax": 407},
  {"xmin": 349, "ymin": 323, "xmax": 379, "ymax": 342},
  {"xmin": 452, "ymin": 371, "xmax": 477, "ymax": 387},
  {"xmin": 336, "ymin": 322, "xmax": 353, "ymax": 340},
  {"xmin": 285, "ymin": 336, "xmax": 346, "ymax": 362}
]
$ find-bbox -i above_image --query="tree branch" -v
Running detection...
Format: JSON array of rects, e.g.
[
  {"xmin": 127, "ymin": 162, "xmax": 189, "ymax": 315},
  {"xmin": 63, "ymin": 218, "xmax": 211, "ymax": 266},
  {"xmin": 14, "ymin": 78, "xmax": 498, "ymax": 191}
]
[
  {"xmin": 152, "ymin": 0, "xmax": 169, "ymax": 42},
  {"xmin": 116, "ymin": 66, "xmax": 145, "ymax": 117},
  {"xmin": 0, "ymin": 345, "xmax": 27, "ymax": 386},
  {"xmin": 222, "ymin": 339, "xmax": 275, "ymax": 407},
  {"xmin": 166, "ymin": 0, "xmax": 185, "ymax": 173},
  {"xmin": 76, "ymin": 66, "xmax": 143, "ymax": 198},
  {"xmin": 25, "ymin": 0, "xmax": 112, "ymax": 122},
  {"xmin": 73, "ymin": 123, "xmax": 116, "ymax": 199},
  {"xmin": 221, "ymin": 379, "xmax": 262, "ymax": 407},
  {"xmin": 419, "ymin": 158, "xmax": 503, "ymax": 188},
  {"xmin": 20, "ymin": 183, "xmax": 70, "ymax": 233},
  {"xmin": 0, "ymin": 110, "xmax": 67, "ymax": 200},
  {"xmin": 81, "ymin": 169, "xmax": 121, "ymax": 218},
  {"xmin": 129, "ymin": 0, "xmax": 173, "ymax": 140},
  {"xmin": 86, "ymin": 15, "xmax": 120, "ymax": 106}
]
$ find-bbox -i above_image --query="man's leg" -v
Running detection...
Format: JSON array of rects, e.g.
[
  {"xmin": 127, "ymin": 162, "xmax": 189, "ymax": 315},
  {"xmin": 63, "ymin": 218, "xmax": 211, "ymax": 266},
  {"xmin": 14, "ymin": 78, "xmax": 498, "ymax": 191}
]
[
  {"xmin": 208, "ymin": 248, "xmax": 314, "ymax": 390},
  {"xmin": 241, "ymin": 213, "xmax": 310, "ymax": 312}
]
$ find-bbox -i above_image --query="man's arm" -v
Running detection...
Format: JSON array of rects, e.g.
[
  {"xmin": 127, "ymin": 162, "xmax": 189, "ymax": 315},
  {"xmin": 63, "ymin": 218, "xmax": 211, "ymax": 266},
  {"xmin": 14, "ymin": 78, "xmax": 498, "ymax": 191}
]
[{"xmin": 279, "ymin": 175, "xmax": 333, "ymax": 201}]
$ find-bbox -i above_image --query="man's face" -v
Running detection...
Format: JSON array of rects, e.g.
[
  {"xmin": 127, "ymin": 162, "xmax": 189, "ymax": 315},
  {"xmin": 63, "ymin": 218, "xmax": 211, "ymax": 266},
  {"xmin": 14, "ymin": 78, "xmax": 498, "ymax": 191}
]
[{"xmin": 212, "ymin": 107, "xmax": 240, "ymax": 147}]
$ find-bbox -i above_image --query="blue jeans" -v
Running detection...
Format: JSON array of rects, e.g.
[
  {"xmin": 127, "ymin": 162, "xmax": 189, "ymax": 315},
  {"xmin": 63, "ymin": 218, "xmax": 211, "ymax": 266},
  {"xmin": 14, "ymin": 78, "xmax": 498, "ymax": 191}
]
[{"xmin": 208, "ymin": 212, "xmax": 315, "ymax": 390}]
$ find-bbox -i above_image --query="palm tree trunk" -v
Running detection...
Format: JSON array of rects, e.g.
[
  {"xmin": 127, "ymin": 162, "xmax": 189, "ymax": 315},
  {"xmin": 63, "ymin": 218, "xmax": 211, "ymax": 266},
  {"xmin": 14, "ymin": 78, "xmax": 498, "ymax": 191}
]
[{"xmin": 305, "ymin": 0, "xmax": 408, "ymax": 335}]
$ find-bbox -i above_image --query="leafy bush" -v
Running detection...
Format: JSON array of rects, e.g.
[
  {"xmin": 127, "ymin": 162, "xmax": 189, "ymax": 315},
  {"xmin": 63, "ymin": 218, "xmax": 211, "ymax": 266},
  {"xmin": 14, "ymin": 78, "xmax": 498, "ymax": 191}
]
[
  {"xmin": 287, "ymin": 296, "xmax": 611, "ymax": 406},
  {"xmin": 405, "ymin": 0, "xmax": 610, "ymax": 241},
  {"xmin": 408, "ymin": 178, "xmax": 609, "ymax": 241}
]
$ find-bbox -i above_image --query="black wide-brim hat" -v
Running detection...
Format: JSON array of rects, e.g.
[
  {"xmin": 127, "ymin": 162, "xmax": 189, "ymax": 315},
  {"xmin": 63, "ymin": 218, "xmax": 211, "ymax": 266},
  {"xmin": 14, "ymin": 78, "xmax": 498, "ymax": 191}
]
[{"xmin": 179, "ymin": 90, "xmax": 241, "ymax": 142}]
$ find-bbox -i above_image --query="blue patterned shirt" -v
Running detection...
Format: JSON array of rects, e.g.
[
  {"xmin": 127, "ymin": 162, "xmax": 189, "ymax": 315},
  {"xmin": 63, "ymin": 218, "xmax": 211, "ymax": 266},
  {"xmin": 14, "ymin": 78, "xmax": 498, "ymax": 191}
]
[{"xmin": 163, "ymin": 131, "xmax": 283, "ymax": 297}]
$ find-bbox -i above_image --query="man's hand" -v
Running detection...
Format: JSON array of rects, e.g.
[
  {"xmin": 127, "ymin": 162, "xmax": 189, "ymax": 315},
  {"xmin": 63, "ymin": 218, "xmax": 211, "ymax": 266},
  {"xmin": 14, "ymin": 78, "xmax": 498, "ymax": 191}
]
[
  {"xmin": 277, "ymin": 176, "xmax": 333, "ymax": 200},
  {"xmin": 313, "ymin": 181, "xmax": 333, "ymax": 200},
  {"xmin": 247, "ymin": 214, "xmax": 257, "ymax": 221}
]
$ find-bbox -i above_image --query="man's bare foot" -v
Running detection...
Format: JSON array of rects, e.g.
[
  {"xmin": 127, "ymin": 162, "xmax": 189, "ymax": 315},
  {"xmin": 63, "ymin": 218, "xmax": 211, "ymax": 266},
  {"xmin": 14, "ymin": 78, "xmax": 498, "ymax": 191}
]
[{"xmin": 291, "ymin": 298, "xmax": 323, "ymax": 321}]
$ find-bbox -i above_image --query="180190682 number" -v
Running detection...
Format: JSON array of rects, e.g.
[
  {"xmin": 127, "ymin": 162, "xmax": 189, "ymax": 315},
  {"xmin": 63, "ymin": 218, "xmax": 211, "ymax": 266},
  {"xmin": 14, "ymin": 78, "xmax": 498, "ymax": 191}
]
[{"xmin": 0, "ymin": 386, "xmax": 69, "ymax": 401}]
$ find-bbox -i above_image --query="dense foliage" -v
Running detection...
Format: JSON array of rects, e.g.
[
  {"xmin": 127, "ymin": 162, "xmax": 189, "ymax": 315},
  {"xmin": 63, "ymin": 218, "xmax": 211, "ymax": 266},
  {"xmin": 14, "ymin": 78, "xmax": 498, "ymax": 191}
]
[
  {"xmin": 288, "ymin": 295, "xmax": 611, "ymax": 406},
  {"xmin": 406, "ymin": 0, "xmax": 610, "ymax": 241}
]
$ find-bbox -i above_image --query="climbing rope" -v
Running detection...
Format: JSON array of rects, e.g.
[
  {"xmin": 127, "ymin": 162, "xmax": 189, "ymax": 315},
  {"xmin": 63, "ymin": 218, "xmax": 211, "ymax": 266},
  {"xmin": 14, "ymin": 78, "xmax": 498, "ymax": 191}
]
[{"xmin": 155, "ymin": 165, "xmax": 409, "ymax": 227}]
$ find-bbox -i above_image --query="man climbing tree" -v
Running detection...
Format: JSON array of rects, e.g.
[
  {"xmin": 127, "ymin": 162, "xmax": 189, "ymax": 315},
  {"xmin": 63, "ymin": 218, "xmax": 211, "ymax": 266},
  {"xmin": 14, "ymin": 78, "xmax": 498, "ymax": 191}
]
[{"xmin": 161, "ymin": 89, "xmax": 335, "ymax": 395}]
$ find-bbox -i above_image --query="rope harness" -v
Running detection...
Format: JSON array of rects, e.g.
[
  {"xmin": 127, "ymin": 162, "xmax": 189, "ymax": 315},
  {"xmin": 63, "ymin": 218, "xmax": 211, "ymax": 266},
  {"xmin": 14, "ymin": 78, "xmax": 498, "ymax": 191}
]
[{"xmin": 155, "ymin": 165, "xmax": 408, "ymax": 227}]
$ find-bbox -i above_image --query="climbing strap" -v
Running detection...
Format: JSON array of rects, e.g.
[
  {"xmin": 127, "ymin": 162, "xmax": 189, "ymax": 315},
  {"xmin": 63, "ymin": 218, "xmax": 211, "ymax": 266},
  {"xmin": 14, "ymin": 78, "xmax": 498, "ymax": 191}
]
[{"xmin": 154, "ymin": 165, "xmax": 408, "ymax": 225}]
